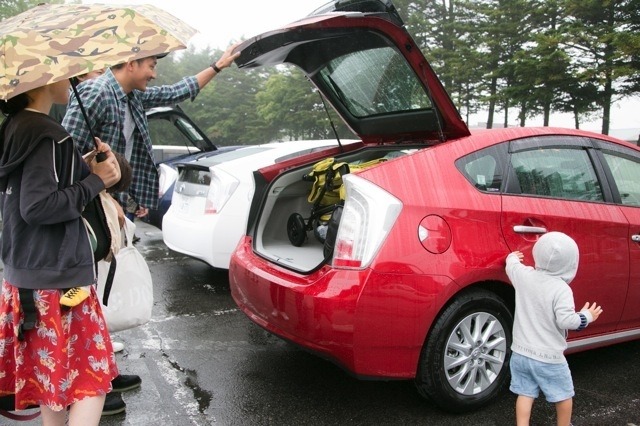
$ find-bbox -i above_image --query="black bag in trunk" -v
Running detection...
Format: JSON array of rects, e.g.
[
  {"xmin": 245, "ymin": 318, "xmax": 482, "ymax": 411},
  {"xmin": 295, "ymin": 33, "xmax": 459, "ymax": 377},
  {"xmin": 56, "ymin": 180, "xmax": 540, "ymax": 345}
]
[{"xmin": 323, "ymin": 204, "xmax": 343, "ymax": 259}]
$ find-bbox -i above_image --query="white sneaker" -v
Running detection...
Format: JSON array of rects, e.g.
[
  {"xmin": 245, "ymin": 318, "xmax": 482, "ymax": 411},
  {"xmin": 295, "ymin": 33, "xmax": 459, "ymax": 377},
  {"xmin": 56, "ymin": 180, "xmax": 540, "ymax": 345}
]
[{"xmin": 112, "ymin": 341, "xmax": 125, "ymax": 353}]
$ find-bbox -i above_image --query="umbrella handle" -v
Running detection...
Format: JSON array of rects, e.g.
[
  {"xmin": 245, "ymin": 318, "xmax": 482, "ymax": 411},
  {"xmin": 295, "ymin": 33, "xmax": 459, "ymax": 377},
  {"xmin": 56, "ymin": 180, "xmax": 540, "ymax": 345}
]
[{"xmin": 69, "ymin": 78, "xmax": 106, "ymax": 162}]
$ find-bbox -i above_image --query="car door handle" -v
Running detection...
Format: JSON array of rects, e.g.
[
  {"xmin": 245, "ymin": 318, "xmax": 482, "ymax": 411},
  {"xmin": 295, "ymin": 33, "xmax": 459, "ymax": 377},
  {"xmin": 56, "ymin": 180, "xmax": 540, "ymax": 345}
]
[
  {"xmin": 513, "ymin": 225, "xmax": 547, "ymax": 234},
  {"xmin": 632, "ymin": 235, "xmax": 640, "ymax": 243}
]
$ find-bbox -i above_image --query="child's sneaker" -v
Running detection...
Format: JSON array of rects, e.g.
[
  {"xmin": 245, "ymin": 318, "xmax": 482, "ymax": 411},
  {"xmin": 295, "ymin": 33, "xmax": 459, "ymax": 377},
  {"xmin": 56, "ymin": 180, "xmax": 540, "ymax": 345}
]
[{"xmin": 60, "ymin": 287, "xmax": 90, "ymax": 307}]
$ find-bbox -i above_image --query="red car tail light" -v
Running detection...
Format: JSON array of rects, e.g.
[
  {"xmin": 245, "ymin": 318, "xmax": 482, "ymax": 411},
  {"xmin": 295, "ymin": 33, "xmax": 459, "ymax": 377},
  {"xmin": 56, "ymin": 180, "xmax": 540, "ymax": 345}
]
[{"xmin": 331, "ymin": 174, "xmax": 402, "ymax": 269}]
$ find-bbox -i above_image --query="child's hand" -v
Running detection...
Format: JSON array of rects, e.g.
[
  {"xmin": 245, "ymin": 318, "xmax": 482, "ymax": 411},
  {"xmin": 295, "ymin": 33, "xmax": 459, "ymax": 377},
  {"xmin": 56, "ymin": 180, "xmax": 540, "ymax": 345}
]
[
  {"xmin": 511, "ymin": 251, "xmax": 524, "ymax": 262},
  {"xmin": 135, "ymin": 206, "xmax": 149, "ymax": 218},
  {"xmin": 582, "ymin": 302, "xmax": 603, "ymax": 322}
]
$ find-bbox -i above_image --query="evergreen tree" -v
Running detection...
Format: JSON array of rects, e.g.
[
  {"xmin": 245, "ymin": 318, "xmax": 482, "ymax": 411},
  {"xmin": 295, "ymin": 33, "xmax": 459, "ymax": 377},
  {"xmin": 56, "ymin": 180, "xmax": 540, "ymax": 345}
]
[
  {"xmin": 400, "ymin": 0, "xmax": 485, "ymax": 125},
  {"xmin": 561, "ymin": 0, "xmax": 637, "ymax": 134},
  {"xmin": 256, "ymin": 67, "xmax": 352, "ymax": 141}
]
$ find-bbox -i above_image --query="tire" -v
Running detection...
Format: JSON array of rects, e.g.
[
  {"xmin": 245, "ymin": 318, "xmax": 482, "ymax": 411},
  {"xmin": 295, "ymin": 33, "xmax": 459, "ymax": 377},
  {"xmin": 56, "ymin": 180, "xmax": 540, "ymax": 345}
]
[
  {"xmin": 287, "ymin": 213, "xmax": 307, "ymax": 247},
  {"xmin": 415, "ymin": 289, "xmax": 513, "ymax": 413}
]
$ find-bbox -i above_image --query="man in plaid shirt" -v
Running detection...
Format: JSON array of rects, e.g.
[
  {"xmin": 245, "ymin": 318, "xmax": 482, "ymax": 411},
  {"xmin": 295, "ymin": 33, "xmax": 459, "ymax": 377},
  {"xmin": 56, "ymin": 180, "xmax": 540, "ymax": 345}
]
[
  {"xmin": 63, "ymin": 44, "xmax": 239, "ymax": 219},
  {"xmin": 61, "ymin": 44, "xmax": 239, "ymax": 416}
]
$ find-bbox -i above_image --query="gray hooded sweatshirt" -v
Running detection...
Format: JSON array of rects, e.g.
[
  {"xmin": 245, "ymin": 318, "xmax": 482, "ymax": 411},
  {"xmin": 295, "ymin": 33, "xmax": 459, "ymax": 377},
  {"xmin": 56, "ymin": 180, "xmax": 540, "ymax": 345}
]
[{"xmin": 506, "ymin": 232, "xmax": 593, "ymax": 364}]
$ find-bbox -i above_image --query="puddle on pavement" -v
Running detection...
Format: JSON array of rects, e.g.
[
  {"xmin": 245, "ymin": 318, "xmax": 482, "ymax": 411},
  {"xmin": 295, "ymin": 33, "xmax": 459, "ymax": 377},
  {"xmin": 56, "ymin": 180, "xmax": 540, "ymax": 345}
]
[{"xmin": 163, "ymin": 352, "xmax": 213, "ymax": 414}]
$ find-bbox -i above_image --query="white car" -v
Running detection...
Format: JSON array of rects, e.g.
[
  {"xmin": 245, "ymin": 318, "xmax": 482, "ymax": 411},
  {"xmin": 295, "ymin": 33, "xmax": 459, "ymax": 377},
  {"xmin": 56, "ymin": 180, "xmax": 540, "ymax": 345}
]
[{"xmin": 162, "ymin": 139, "xmax": 359, "ymax": 269}]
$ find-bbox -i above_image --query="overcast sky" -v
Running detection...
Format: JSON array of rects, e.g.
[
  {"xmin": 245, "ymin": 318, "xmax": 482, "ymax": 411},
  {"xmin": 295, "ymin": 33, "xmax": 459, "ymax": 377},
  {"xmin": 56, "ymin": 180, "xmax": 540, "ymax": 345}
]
[
  {"xmin": 83, "ymin": 0, "xmax": 328, "ymax": 50},
  {"xmin": 82, "ymin": 0, "xmax": 638, "ymax": 134}
]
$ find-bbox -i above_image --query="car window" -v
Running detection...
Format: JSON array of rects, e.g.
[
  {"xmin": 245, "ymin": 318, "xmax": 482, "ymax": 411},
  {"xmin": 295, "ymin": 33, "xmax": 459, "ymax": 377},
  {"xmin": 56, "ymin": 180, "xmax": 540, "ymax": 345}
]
[
  {"xmin": 174, "ymin": 117, "xmax": 207, "ymax": 146},
  {"xmin": 509, "ymin": 147, "xmax": 603, "ymax": 201},
  {"xmin": 178, "ymin": 168, "xmax": 211, "ymax": 186},
  {"xmin": 148, "ymin": 116, "xmax": 198, "ymax": 148},
  {"xmin": 456, "ymin": 144, "xmax": 507, "ymax": 192},
  {"xmin": 317, "ymin": 46, "xmax": 432, "ymax": 118},
  {"xmin": 601, "ymin": 149, "xmax": 640, "ymax": 207}
]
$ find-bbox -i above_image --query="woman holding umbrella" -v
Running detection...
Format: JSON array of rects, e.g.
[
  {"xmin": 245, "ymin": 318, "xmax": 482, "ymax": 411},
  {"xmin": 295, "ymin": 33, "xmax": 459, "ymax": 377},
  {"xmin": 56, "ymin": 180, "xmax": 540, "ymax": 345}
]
[
  {"xmin": 0, "ymin": 78, "xmax": 122, "ymax": 424},
  {"xmin": 0, "ymin": 2, "xmax": 221, "ymax": 422}
]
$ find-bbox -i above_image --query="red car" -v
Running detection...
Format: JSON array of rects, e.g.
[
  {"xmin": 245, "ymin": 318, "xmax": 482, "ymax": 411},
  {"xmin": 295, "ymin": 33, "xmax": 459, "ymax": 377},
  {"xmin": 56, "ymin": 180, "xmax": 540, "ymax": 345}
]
[{"xmin": 229, "ymin": 0, "xmax": 640, "ymax": 412}]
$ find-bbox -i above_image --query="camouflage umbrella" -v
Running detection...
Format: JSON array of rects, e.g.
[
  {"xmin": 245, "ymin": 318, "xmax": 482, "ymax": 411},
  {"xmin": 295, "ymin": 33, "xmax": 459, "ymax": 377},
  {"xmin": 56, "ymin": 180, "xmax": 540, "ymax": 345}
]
[{"xmin": 0, "ymin": 3, "xmax": 197, "ymax": 100}]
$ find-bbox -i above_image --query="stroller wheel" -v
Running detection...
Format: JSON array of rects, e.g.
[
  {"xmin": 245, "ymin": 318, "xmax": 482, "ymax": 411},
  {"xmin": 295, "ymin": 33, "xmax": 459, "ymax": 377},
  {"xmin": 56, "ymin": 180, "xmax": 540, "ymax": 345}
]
[{"xmin": 287, "ymin": 213, "xmax": 307, "ymax": 246}]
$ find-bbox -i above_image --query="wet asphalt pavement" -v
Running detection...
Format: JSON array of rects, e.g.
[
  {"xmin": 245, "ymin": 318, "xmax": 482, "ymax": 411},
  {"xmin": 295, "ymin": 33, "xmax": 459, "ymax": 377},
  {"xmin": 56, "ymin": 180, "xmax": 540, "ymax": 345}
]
[{"xmin": 3, "ymin": 220, "xmax": 640, "ymax": 425}]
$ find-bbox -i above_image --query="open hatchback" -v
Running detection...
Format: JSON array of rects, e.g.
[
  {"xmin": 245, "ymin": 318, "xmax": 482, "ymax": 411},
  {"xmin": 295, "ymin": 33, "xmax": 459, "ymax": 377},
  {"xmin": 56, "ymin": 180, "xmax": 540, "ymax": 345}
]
[{"xmin": 232, "ymin": 0, "xmax": 469, "ymax": 273}]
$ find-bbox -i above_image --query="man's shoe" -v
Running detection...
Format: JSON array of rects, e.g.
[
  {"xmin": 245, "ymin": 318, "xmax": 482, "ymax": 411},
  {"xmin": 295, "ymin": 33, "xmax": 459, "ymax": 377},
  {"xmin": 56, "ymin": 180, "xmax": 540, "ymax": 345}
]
[
  {"xmin": 102, "ymin": 392, "xmax": 126, "ymax": 416},
  {"xmin": 111, "ymin": 374, "xmax": 142, "ymax": 392}
]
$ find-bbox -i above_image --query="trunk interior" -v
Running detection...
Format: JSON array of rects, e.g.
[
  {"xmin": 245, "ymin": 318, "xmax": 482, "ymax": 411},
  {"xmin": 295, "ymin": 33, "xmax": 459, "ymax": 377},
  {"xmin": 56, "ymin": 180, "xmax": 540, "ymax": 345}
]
[{"xmin": 253, "ymin": 145, "xmax": 422, "ymax": 272}]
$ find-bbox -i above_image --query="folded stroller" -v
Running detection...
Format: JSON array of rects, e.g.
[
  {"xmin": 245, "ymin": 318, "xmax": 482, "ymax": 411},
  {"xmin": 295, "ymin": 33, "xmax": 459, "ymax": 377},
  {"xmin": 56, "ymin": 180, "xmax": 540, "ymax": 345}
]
[{"xmin": 287, "ymin": 157, "xmax": 385, "ymax": 248}]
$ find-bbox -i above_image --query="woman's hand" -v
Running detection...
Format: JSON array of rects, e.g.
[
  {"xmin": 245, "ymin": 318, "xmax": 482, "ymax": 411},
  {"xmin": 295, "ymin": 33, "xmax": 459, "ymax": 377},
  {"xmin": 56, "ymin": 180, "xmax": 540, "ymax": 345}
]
[
  {"xmin": 94, "ymin": 138, "xmax": 111, "ymax": 155},
  {"xmin": 88, "ymin": 138, "xmax": 121, "ymax": 188},
  {"xmin": 83, "ymin": 137, "xmax": 111, "ymax": 164}
]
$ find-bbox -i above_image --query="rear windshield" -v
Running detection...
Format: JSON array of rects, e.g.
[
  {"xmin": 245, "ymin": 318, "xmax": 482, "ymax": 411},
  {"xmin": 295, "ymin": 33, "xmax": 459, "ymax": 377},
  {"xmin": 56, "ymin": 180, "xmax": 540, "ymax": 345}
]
[
  {"xmin": 194, "ymin": 146, "xmax": 273, "ymax": 166},
  {"xmin": 317, "ymin": 45, "xmax": 432, "ymax": 118}
]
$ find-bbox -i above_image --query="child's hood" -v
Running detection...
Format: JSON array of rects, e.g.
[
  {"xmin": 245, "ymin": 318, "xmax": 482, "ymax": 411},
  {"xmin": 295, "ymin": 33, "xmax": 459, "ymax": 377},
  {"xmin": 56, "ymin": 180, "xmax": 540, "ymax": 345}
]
[{"xmin": 533, "ymin": 231, "xmax": 579, "ymax": 284}]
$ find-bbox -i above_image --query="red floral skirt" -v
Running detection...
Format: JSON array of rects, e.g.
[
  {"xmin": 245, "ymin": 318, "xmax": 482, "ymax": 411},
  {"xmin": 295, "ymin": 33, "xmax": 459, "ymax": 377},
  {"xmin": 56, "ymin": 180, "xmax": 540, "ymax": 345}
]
[{"xmin": 0, "ymin": 280, "xmax": 118, "ymax": 411}]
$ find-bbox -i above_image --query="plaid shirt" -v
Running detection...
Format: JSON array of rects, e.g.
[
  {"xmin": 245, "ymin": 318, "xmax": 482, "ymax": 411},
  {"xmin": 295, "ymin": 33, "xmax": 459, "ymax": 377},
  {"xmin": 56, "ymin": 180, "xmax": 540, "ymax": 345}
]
[{"xmin": 62, "ymin": 69, "xmax": 200, "ymax": 209}]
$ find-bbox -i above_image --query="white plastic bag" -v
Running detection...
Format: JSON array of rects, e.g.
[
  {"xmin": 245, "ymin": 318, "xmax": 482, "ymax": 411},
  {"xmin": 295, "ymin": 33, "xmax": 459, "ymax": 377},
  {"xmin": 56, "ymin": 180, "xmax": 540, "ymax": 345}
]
[{"xmin": 97, "ymin": 217, "xmax": 153, "ymax": 332}]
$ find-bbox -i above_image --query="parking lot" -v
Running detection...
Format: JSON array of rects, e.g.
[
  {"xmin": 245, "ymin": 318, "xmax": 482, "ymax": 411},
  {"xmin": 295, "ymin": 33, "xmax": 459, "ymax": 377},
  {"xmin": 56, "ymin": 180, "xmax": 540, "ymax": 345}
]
[{"xmin": 2, "ymin": 220, "xmax": 640, "ymax": 425}]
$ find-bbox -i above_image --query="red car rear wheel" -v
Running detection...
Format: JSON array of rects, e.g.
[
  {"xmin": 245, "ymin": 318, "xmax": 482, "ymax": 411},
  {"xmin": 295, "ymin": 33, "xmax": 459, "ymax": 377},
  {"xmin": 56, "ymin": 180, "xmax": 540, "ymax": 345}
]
[{"xmin": 415, "ymin": 289, "xmax": 513, "ymax": 412}]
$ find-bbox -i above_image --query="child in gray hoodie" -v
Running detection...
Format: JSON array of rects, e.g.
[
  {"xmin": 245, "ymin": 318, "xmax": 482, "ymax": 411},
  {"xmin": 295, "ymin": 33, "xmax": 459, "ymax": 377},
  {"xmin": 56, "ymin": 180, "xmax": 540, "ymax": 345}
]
[{"xmin": 505, "ymin": 231, "xmax": 602, "ymax": 426}]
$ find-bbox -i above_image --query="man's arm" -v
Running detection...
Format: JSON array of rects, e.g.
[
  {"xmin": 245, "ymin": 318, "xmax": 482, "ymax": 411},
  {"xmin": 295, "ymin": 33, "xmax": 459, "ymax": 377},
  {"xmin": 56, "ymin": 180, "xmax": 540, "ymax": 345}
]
[
  {"xmin": 194, "ymin": 42, "xmax": 241, "ymax": 88},
  {"xmin": 140, "ymin": 76, "xmax": 200, "ymax": 109},
  {"xmin": 140, "ymin": 42, "xmax": 241, "ymax": 109}
]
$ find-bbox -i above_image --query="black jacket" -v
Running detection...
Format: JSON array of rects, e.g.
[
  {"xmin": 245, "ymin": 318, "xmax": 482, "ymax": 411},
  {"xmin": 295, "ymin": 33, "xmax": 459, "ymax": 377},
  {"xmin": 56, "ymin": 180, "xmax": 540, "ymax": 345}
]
[{"xmin": 0, "ymin": 110, "xmax": 104, "ymax": 289}]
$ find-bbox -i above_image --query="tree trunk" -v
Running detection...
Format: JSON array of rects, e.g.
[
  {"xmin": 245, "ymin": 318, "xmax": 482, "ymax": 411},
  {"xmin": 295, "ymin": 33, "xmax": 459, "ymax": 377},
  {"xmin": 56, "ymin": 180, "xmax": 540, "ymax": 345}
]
[
  {"xmin": 503, "ymin": 99, "xmax": 509, "ymax": 128},
  {"xmin": 486, "ymin": 76, "xmax": 497, "ymax": 129},
  {"xmin": 601, "ymin": 75, "xmax": 612, "ymax": 135},
  {"xmin": 519, "ymin": 101, "xmax": 526, "ymax": 127},
  {"xmin": 543, "ymin": 101, "xmax": 550, "ymax": 126}
]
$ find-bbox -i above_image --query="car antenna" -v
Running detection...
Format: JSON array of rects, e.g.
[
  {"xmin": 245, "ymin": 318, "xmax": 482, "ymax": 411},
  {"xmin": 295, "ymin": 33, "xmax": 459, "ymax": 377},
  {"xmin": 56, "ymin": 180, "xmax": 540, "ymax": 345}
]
[{"xmin": 318, "ymin": 91, "xmax": 344, "ymax": 152}]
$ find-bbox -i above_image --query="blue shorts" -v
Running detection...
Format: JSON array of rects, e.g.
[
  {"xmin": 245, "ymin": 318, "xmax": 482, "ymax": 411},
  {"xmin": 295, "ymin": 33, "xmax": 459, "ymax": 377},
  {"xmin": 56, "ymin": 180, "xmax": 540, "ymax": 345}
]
[{"xmin": 509, "ymin": 352, "xmax": 574, "ymax": 403}]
